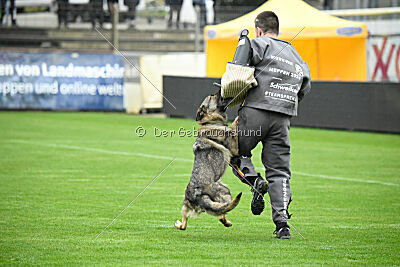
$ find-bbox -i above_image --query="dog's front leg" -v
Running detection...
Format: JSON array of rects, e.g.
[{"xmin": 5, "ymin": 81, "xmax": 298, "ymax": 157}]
[{"xmin": 175, "ymin": 205, "xmax": 189, "ymax": 230}]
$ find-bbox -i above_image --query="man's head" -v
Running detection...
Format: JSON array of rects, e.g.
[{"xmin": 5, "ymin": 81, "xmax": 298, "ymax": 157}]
[{"xmin": 254, "ymin": 11, "xmax": 279, "ymax": 38}]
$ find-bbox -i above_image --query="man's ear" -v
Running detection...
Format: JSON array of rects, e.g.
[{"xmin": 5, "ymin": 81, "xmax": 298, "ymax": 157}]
[{"xmin": 256, "ymin": 27, "xmax": 263, "ymax": 37}]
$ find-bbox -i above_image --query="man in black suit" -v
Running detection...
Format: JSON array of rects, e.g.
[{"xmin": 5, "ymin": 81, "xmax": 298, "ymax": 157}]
[
  {"xmin": 0, "ymin": 0, "xmax": 16, "ymax": 26},
  {"xmin": 125, "ymin": 0, "xmax": 139, "ymax": 28},
  {"xmin": 167, "ymin": 0, "xmax": 183, "ymax": 29}
]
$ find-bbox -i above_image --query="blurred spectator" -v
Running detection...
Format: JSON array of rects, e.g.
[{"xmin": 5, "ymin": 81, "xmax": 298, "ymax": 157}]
[
  {"xmin": 213, "ymin": 0, "xmax": 216, "ymax": 24},
  {"xmin": 167, "ymin": 0, "xmax": 183, "ymax": 29},
  {"xmin": 323, "ymin": 0, "xmax": 333, "ymax": 10},
  {"xmin": 56, "ymin": 0, "xmax": 69, "ymax": 28},
  {"xmin": 0, "ymin": 0, "xmax": 16, "ymax": 26},
  {"xmin": 180, "ymin": 0, "xmax": 196, "ymax": 28},
  {"xmin": 125, "ymin": 0, "xmax": 140, "ymax": 28},
  {"xmin": 193, "ymin": 0, "xmax": 206, "ymax": 27},
  {"xmin": 368, "ymin": 0, "xmax": 378, "ymax": 8},
  {"xmin": 90, "ymin": 0, "xmax": 104, "ymax": 29},
  {"xmin": 107, "ymin": 0, "xmax": 118, "ymax": 16},
  {"xmin": 205, "ymin": 0, "xmax": 214, "ymax": 25}
]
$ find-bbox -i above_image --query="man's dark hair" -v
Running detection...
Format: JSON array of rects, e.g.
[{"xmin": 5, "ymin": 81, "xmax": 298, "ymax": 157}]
[{"xmin": 255, "ymin": 11, "xmax": 279, "ymax": 35}]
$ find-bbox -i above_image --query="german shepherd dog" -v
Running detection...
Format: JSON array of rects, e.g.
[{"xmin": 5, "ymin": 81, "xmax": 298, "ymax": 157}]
[{"xmin": 174, "ymin": 91, "xmax": 242, "ymax": 230}]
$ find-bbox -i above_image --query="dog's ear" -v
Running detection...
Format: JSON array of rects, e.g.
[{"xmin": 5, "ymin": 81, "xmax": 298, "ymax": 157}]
[
  {"xmin": 215, "ymin": 89, "xmax": 224, "ymax": 109},
  {"xmin": 196, "ymin": 105, "xmax": 206, "ymax": 122},
  {"xmin": 214, "ymin": 89, "xmax": 221, "ymax": 104}
]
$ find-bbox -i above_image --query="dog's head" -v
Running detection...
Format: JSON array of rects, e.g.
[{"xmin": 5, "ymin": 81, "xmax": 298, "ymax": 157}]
[{"xmin": 195, "ymin": 90, "xmax": 231, "ymax": 125}]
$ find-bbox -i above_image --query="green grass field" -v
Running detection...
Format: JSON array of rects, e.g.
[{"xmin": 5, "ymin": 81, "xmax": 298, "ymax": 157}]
[{"xmin": 0, "ymin": 111, "xmax": 399, "ymax": 265}]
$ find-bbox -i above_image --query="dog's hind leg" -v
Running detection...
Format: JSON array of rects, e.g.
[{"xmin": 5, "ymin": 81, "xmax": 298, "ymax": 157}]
[
  {"xmin": 175, "ymin": 204, "xmax": 189, "ymax": 230},
  {"xmin": 219, "ymin": 214, "xmax": 232, "ymax": 227}
]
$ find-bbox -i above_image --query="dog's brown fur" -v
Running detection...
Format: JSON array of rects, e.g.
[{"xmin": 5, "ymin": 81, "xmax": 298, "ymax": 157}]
[{"xmin": 175, "ymin": 92, "xmax": 240, "ymax": 230}]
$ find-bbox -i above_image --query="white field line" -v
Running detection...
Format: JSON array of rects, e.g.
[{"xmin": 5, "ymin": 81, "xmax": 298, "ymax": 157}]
[
  {"xmin": 32, "ymin": 169, "xmax": 82, "ymax": 173},
  {"xmin": 295, "ymin": 171, "xmax": 399, "ymax": 187},
  {"xmin": 255, "ymin": 167, "xmax": 399, "ymax": 187},
  {"xmin": 170, "ymin": 173, "xmax": 191, "ymax": 177},
  {"xmin": 9, "ymin": 139, "xmax": 399, "ymax": 187},
  {"xmin": 9, "ymin": 139, "xmax": 192, "ymax": 163}
]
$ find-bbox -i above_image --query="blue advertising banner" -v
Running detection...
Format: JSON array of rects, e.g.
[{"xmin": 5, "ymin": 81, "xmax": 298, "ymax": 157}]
[{"xmin": 0, "ymin": 52, "xmax": 124, "ymax": 110}]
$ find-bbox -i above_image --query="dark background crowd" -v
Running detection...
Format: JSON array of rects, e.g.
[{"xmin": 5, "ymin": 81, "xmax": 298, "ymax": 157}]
[
  {"xmin": 0, "ymin": 0, "xmax": 395, "ymax": 29},
  {"xmin": 0, "ymin": 0, "xmax": 273, "ymax": 29}
]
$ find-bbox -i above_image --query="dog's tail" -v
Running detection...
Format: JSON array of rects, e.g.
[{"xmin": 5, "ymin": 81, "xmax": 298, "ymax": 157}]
[
  {"xmin": 223, "ymin": 192, "xmax": 242, "ymax": 213},
  {"xmin": 200, "ymin": 192, "xmax": 242, "ymax": 216}
]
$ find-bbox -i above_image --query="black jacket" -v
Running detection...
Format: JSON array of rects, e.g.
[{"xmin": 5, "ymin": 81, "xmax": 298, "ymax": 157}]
[{"xmin": 244, "ymin": 36, "xmax": 311, "ymax": 116}]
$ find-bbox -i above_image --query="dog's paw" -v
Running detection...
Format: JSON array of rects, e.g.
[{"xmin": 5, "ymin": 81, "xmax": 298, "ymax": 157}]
[
  {"xmin": 174, "ymin": 220, "xmax": 184, "ymax": 230},
  {"xmin": 224, "ymin": 221, "xmax": 233, "ymax": 227},
  {"xmin": 219, "ymin": 217, "xmax": 233, "ymax": 227}
]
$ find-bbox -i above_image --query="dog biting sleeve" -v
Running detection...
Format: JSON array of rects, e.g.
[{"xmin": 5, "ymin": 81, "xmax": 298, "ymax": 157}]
[{"xmin": 221, "ymin": 63, "xmax": 258, "ymax": 108}]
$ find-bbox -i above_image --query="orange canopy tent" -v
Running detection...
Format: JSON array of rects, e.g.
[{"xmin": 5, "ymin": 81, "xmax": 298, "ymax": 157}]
[{"xmin": 204, "ymin": 0, "xmax": 368, "ymax": 81}]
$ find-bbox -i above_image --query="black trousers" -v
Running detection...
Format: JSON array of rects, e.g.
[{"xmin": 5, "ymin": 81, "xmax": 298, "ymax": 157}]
[
  {"xmin": 90, "ymin": 0, "xmax": 104, "ymax": 27},
  {"xmin": 56, "ymin": 0, "xmax": 68, "ymax": 27},
  {"xmin": 0, "ymin": 0, "xmax": 16, "ymax": 25},
  {"xmin": 168, "ymin": 4, "xmax": 181, "ymax": 27},
  {"xmin": 237, "ymin": 106, "xmax": 292, "ymax": 224}
]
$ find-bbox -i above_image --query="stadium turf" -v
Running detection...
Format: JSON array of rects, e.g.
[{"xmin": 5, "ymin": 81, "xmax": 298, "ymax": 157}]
[{"xmin": 0, "ymin": 111, "xmax": 399, "ymax": 265}]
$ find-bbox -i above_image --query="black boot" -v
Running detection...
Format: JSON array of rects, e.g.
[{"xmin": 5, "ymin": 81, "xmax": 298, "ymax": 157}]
[
  {"xmin": 230, "ymin": 156, "xmax": 268, "ymax": 215},
  {"xmin": 251, "ymin": 175, "xmax": 268, "ymax": 215},
  {"xmin": 274, "ymin": 222, "xmax": 291, "ymax": 239}
]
